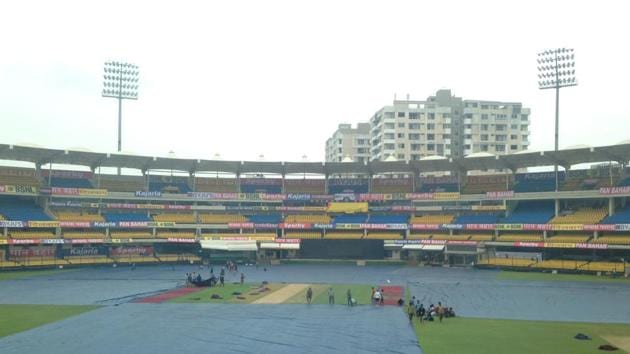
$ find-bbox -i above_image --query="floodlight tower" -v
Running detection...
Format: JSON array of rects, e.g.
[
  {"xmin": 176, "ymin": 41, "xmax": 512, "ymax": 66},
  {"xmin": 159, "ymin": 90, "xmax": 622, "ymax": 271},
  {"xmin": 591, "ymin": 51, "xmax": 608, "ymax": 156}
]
[
  {"xmin": 102, "ymin": 61, "xmax": 139, "ymax": 158},
  {"xmin": 537, "ymin": 48, "xmax": 576, "ymax": 191}
]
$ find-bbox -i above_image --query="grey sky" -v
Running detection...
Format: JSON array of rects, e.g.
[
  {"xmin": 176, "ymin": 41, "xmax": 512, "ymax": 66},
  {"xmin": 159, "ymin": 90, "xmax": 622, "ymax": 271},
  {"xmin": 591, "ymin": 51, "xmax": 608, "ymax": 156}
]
[{"xmin": 1, "ymin": 0, "xmax": 628, "ymax": 163}]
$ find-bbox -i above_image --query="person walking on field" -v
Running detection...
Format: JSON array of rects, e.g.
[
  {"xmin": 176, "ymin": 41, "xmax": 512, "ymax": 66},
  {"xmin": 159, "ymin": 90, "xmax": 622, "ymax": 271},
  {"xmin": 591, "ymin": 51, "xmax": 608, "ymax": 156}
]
[
  {"xmin": 328, "ymin": 287, "xmax": 335, "ymax": 305},
  {"xmin": 347, "ymin": 289, "xmax": 353, "ymax": 307},
  {"xmin": 240, "ymin": 272, "xmax": 245, "ymax": 285},
  {"xmin": 437, "ymin": 302, "xmax": 445, "ymax": 322},
  {"xmin": 306, "ymin": 287, "xmax": 313, "ymax": 304},
  {"xmin": 407, "ymin": 303, "xmax": 415, "ymax": 322}
]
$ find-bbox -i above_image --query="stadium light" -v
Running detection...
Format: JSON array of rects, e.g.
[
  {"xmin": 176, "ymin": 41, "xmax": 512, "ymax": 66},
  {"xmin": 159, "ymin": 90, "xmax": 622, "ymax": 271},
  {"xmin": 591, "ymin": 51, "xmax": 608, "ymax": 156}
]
[
  {"xmin": 102, "ymin": 61, "xmax": 139, "ymax": 174},
  {"xmin": 537, "ymin": 48, "xmax": 577, "ymax": 191}
]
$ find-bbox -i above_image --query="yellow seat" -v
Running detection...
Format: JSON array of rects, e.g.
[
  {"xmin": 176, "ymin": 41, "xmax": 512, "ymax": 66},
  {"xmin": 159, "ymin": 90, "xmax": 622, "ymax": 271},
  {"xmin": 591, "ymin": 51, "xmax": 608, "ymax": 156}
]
[
  {"xmin": 153, "ymin": 214, "xmax": 196, "ymax": 223},
  {"xmin": 55, "ymin": 211, "xmax": 104, "ymax": 222},
  {"xmin": 284, "ymin": 232, "xmax": 321, "ymax": 239},
  {"xmin": 199, "ymin": 214, "xmax": 247, "ymax": 224},
  {"xmin": 284, "ymin": 215, "xmax": 331, "ymax": 224},
  {"xmin": 325, "ymin": 232, "xmax": 363, "ymax": 239},
  {"xmin": 365, "ymin": 232, "xmax": 403, "ymax": 240},
  {"xmin": 497, "ymin": 233, "xmax": 544, "ymax": 242}
]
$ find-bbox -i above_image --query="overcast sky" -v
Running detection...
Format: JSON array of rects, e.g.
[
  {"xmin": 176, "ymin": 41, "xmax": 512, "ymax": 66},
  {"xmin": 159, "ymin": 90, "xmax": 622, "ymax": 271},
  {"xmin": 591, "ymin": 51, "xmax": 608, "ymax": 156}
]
[{"xmin": 0, "ymin": 0, "xmax": 628, "ymax": 163}]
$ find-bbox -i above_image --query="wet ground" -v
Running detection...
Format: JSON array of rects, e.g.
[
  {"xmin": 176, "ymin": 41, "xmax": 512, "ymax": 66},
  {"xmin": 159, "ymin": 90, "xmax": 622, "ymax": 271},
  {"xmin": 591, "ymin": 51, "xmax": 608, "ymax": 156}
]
[{"xmin": 1, "ymin": 264, "xmax": 630, "ymax": 353}]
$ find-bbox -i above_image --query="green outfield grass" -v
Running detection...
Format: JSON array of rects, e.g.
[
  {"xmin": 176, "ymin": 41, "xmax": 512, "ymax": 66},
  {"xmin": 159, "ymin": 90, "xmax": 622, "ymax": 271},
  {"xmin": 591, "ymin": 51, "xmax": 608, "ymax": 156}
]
[
  {"xmin": 0, "ymin": 304, "xmax": 98, "ymax": 338},
  {"xmin": 0, "ymin": 269, "xmax": 72, "ymax": 281},
  {"xmin": 497, "ymin": 270, "xmax": 630, "ymax": 284},
  {"xmin": 286, "ymin": 283, "xmax": 375, "ymax": 305},
  {"xmin": 413, "ymin": 317, "xmax": 630, "ymax": 354},
  {"xmin": 169, "ymin": 283, "xmax": 284, "ymax": 304}
]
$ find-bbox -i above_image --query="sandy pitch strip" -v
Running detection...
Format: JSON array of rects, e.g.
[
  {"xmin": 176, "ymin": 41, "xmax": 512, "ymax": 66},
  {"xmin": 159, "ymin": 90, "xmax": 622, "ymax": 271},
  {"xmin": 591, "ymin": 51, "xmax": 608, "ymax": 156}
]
[
  {"xmin": 602, "ymin": 336, "xmax": 630, "ymax": 353},
  {"xmin": 252, "ymin": 284, "xmax": 310, "ymax": 304}
]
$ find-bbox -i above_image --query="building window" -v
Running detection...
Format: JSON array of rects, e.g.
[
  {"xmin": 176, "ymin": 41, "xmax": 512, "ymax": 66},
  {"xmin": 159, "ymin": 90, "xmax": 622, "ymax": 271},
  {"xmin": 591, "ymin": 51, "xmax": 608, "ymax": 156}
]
[
  {"xmin": 465, "ymin": 134, "xmax": 472, "ymax": 139},
  {"xmin": 384, "ymin": 143, "xmax": 395, "ymax": 150},
  {"xmin": 510, "ymin": 134, "xmax": 518, "ymax": 140},
  {"xmin": 496, "ymin": 124, "xmax": 506, "ymax": 131},
  {"xmin": 398, "ymin": 112, "xmax": 406, "ymax": 118},
  {"xmin": 521, "ymin": 114, "xmax": 528, "ymax": 121},
  {"xmin": 481, "ymin": 125, "xmax": 489, "ymax": 131},
  {"xmin": 427, "ymin": 144, "xmax": 435, "ymax": 151},
  {"xmin": 428, "ymin": 113, "xmax": 435, "ymax": 120},
  {"xmin": 510, "ymin": 124, "xmax": 518, "ymax": 129},
  {"xmin": 481, "ymin": 144, "xmax": 488, "ymax": 152},
  {"xmin": 397, "ymin": 133, "xmax": 405, "ymax": 138},
  {"xmin": 522, "ymin": 135, "xmax": 528, "ymax": 141},
  {"xmin": 427, "ymin": 123, "xmax": 435, "ymax": 130},
  {"xmin": 496, "ymin": 135, "xmax": 506, "ymax": 141},
  {"xmin": 511, "ymin": 145, "xmax": 518, "ymax": 150},
  {"xmin": 427, "ymin": 134, "xmax": 435, "ymax": 140},
  {"xmin": 385, "ymin": 112, "xmax": 395, "ymax": 118},
  {"xmin": 521, "ymin": 125, "xmax": 528, "ymax": 131},
  {"xmin": 481, "ymin": 105, "xmax": 489, "ymax": 110},
  {"xmin": 411, "ymin": 144, "xmax": 421, "ymax": 151},
  {"xmin": 398, "ymin": 123, "xmax": 405, "ymax": 128},
  {"xmin": 464, "ymin": 144, "xmax": 471, "ymax": 149},
  {"xmin": 409, "ymin": 112, "xmax": 419, "ymax": 120},
  {"xmin": 385, "ymin": 123, "xmax": 395, "ymax": 129},
  {"xmin": 411, "ymin": 154, "xmax": 421, "ymax": 160},
  {"xmin": 384, "ymin": 133, "xmax": 395, "ymax": 139},
  {"xmin": 409, "ymin": 133, "xmax": 420, "ymax": 140},
  {"xmin": 397, "ymin": 154, "xmax": 406, "ymax": 160},
  {"xmin": 409, "ymin": 123, "xmax": 421, "ymax": 129},
  {"xmin": 443, "ymin": 134, "xmax": 451, "ymax": 139},
  {"xmin": 481, "ymin": 134, "xmax": 488, "ymax": 141},
  {"xmin": 443, "ymin": 124, "xmax": 451, "ymax": 129},
  {"xmin": 398, "ymin": 143, "xmax": 405, "ymax": 148},
  {"xmin": 495, "ymin": 144, "xmax": 506, "ymax": 152}
]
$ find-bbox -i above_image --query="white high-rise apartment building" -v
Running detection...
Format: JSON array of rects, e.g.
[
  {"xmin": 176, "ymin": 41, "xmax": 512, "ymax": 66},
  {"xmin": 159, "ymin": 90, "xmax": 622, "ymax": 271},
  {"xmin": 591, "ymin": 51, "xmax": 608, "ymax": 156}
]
[
  {"xmin": 325, "ymin": 123, "xmax": 371, "ymax": 163},
  {"xmin": 368, "ymin": 90, "xmax": 530, "ymax": 161}
]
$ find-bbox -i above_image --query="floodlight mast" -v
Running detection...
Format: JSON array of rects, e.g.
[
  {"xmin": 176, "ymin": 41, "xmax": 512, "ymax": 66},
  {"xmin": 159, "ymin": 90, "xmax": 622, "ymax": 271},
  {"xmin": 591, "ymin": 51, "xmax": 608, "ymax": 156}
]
[
  {"xmin": 102, "ymin": 61, "xmax": 139, "ymax": 174},
  {"xmin": 537, "ymin": 48, "xmax": 576, "ymax": 192}
]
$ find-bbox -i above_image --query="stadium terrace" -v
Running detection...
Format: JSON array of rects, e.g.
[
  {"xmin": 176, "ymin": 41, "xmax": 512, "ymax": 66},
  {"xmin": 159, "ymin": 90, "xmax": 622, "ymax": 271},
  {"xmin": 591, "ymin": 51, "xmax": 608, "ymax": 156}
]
[{"xmin": 0, "ymin": 142, "xmax": 629, "ymax": 274}]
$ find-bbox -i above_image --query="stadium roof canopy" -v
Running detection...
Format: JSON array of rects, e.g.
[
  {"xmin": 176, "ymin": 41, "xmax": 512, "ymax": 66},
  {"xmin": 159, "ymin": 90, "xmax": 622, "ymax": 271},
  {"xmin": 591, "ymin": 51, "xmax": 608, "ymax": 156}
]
[{"xmin": 0, "ymin": 143, "xmax": 628, "ymax": 176}]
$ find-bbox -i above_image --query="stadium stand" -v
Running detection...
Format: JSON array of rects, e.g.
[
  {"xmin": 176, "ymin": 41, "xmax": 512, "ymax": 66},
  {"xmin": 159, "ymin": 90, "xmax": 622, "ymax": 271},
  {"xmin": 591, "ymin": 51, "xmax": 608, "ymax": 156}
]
[
  {"xmin": 55, "ymin": 211, "xmax": 104, "ymax": 222},
  {"xmin": 240, "ymin": 178, "xmax": 282, "ymax": 194},
  {"xmin": 0, "ymin": 197, "xmax": 52, "ymax": 221},
  {"xmin": 592, "ymin": 235, "xmax": 630, "ymax": 245},
  {"xmin": 66, "ymin": 256, "xmax": 113, "ymax": 265},
  {"xmin": 601, "ymin": 206, "xmax": 630, "ymax": 224},
  {"xmin": 155, "ymin": 253, "xmax": 201, "ymax": 262},
  {"xmin": 9, "ymin": 231, "xmax": 56, "ymax": 239},
  {"xmin": 103, "ymin": 212, "xmax": 151, "ymax": 222},
  {"xmin": 513, "ymin": 172, "xmax": 561, "ymax": 193},
  {"xmin": 407, "ymin": 232, "xmax": 447, "ymax": 239},
  {"xmin": 247, "ymin": 214, "xmax": 282, "ymax": 224},
  {"xmin": 364, "ymin": 232, "xmax": 403, "ymax": 240},
  {"xmin": 284, "ymin": 214, "xmax": 331, "ymax": 224},
  {"xmin": 284, "ymin": 179, "xmax": 326, "ymax": 194},
  {"xmin": 0, "ymin": 167, "xmax": 40, "ymax": 187},
  {"xmin": 110, "ymin": 231, "xmax": 153, "ymax": 239},
  {"xmin": 550, "ymin": 207, "xmax": 607, "ymax": 224},
  {"xmin": 284, "ymin": 232, "xmax": 321, "ymax": 239},
  {"xmin": 468, "ymin": 233, "xmax": 494, "ymax": 241},
  {"xmin": 199, "ymin": 214, "xmax": 247, "ymax": 224},
  {"xmin": 49, "ymin": 177, "xmax": 93, "ymax": 189},
  {"xmin": 370, "ymin": 178, "xmax": 413, "ymax": 193},
  {"xmin": 193, "ymin": 177, "xmax": 239, "ymax": 193},
  {"xmin": 96, "ymin": 175, "xmax": 145, "ymax": 192},
  {"xmin": 62, "ymin": 231, "xmax": 106, "ymax": 239},
  {"xmin": 156, "ymin": 232, "xmax": 196, "ymax": 239},
  {"xmin": 462, "ymin": 175, "xmax": 511, "ymax": 194},
  {"xmin": 324, "ymin": 232, "xmax": 363, "ymax": 239},
  {"xmin": 327, "ymin": 179, "xmax": 369, "ymax": 194},
  {"xmin": 431, "ymin": 234, "xmax": 470, "ymax": 241},
  {"xmin": 546, "ymin": 233, "xmax": 591, "ymax": 243},
  {"xmin": 497, "ymin": 233, "xmax": 544, "ymax": 242},
  {"xmin": 367, "ymin": 214, "xmax": 409, "ymax": 224},
  {"xmin": 152, "ymin": 213, "xmax": 196, "ymax": 223},
  {"xmin": 332, "ymin": 214, "xmax": 368, "ymax": 224},
  {"xmin": 453, "ymin": 213, "xmax": 499, "ymax": 224},
  {"xmin": 478, "ymin": 257, "xmax": 536, "ymax": 267},
  {"xmin": 149, "ymin": 181, "xmax": 191, "ymax": 194},
  {"xmin": 500, "ymin": 201, "xmax": 554, "ymax": 224},
  {"xmin": 410, "ymin": 214, "xmax": 455, "ymax": 224}
]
